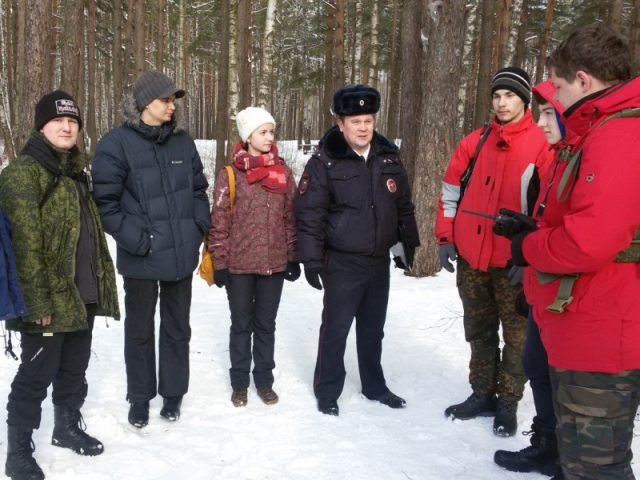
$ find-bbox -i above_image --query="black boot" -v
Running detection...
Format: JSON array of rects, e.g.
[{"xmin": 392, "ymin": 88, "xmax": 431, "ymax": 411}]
[
  {"xmin": 5, "ymin": 425, "xmax": 45, "ymax": 480},
  {"xmin": 160, "ymin": 396, "xmax": 183, "ymax": 421},
  {"xmin": 493, "ymin": 398, "xmax": 518, "ymax": 436},
  {"xmin": 128, "ymin": 401, "xmax": 150, "ymax": 428},
  {"xmin": 494, "ymin": 419, "xmax": 563, "ymax": 477},
  {"xmin": 444, "ymin": 392, "xmax": 497, "ymax": 420},
  {"xmin": 51, "ymin": 406, "xmax": 104, "ymax": 456}
]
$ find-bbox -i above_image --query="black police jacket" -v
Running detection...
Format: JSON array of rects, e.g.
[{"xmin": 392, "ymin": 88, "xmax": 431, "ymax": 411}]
[{"xmin": 296, "ymin": 126, "xmax": 420, "ymax": 264}]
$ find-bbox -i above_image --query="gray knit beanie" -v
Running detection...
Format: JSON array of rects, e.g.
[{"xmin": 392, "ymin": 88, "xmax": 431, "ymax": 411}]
[
  {"xmin": 491, "ymin": 67, "xmax": 531, "ymax": 105},
  {"xmin": 132, "ymin": 71, "xmax": 185, "ymax": 111}
]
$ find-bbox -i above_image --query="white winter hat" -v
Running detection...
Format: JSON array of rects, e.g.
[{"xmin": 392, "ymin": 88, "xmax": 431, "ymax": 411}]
[{"xmin": 236, "ymin": 107, "xmax": 276, "ymax": 142}]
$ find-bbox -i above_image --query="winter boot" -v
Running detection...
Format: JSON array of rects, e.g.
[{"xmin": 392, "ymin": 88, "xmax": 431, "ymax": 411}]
[
  {"xmin": 257, "ymin": 388, "xmax": 279, "ymax": 405},
  {"xmin": 160, "ymin": 396, "xmax": 183, "ymax": 421},
  {"xmin": 494, "ymin": 419, "xmax": 563, "ymax": 477},
  {"xmin": 493, "ymin": 398, "xmax": 518, "ymax": 437},
  {"xmin": 444, "ymin": 392, "xmax": 497, "ymax": 420},
  {"xmin": 5, "ymin": 425, "xmax": 45, "ymax": 480},
  {"xmin": 52, "ymin": 406, "xmax": 104, "ymax": 456},
  {"xmin": 128, "ymin": 401, "xmax": 150, "ymax": 428}
]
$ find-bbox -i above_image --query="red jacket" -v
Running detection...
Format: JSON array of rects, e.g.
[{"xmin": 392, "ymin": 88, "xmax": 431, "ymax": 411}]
[
  {"xmin": 435, "ymin": 110, "xmax": 553, "ymax": 271},
  {"xmin": 208, "ymin": 159, "xmax": 297, "ymax": 275},
  {"xmin": 521, "ymin": 76, "xmax": 640, "ymax": 373}
]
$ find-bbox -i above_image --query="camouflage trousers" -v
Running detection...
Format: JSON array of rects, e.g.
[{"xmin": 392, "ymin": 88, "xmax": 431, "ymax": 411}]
[
  {"xmin": 550, "ymin": 368, "xmax": 640, "ymax": 480},
  {"xmin": 457, "ymin": 256, "xmax": 527, "ymax": 402}
]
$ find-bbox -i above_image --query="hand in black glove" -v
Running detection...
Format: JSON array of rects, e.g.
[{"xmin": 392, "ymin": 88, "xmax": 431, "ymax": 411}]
[
  {"xmin": 508, "ymin": 265, "xmax": 524, "ymax": 286},
  {"xmin": 492, "ymin": 208, "xmax": 538, "ymax": 240},
  {"xmin": 438, "ymin": 244, "xmax": 457, "ymax": 273},
  {"xmin": 304, "ymin": 262, "xmax": 325, "ymax": 290},
  {"xmin": 284, "ymin": 262, "xmax": 301, "ymax": 282},
  {"xmin": 214, "ymin": 268, "xmax": 230, "ymax": 288}
]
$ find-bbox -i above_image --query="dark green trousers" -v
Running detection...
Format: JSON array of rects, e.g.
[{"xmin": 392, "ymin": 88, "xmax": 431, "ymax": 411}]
[{"xmin": 457, "ymin": 256, "xmax": 527, "ymax": 402}]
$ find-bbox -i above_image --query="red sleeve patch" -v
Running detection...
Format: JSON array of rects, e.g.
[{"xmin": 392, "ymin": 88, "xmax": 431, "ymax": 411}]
[{"xmin": 298, "ymin": 173, "xmax": 311, "ymax": 195}]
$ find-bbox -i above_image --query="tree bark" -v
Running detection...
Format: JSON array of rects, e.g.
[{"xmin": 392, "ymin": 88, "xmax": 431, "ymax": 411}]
[
  {"xmin": 458, "ymin": 0, "xmax": 478, "ymax": 135},
  {"xmin": 630, "ymin": 0, "xmax": 640, "ymax": 76},
  {"xmin": 368, "ymin": 0, "xmax": 379, "ymax": 88},
  {"xmin": 335, "ymin": 0, "xmax": 345, "ymax": 88},
  {"xmin": 598, "ymin": 0, "xmax": 608, "ymax": 23},
  {"xmin": 399, "ymin": 0, "xmax": 423, "ymax": 187},
  {"xmin": 124, "ymin": 0, "xmax": 135, "ymax": 86},
  {"xmin": 258, "ymin": 0, "xmax": 275, "ymax": 109},
  {"xmin": 113, "ymin": 0, "xmax": 123, "ymax": 123},
  {"xmin": 385, "ymin": 0, "xmax": 401, "ymax": 140},
  {"xmin": 535, "ymin": 0, "xmax": 554, "ymax": 84},
  {"xmin": 607, "ymin": 0, "xmax": 623, "ymax": 32},
  {"xmin": 472, "ymin": 0, "xmax": 496, "ymax": 129},
  {"xmin": 353, "ymin": 0, "xmax": 362, "ymax": 83},
  {"xmin": 496, "ymin": 0, "xmax": 512, "ymax": 69},
  {"xmin": 512, "ymin": 0, "xmax": 527, "ymax": 69},
  {"xmin": 215, "ymin": 0, "xmax": 230, "ymax": 172},
  {"xmin": 86, "ymin": 0, "xmax": 98, "ymax": 152},
  {"xmin": 59, "ymin": 0, "xmax": 84, "ymax": 106},
  {"xmin": 134, "ymin": 0, "xmax": 146, "ymax": 77},
  {"xmin": 323, "ymin": 0, "xmax": 335, "ymax": 132},
  {"xmin": 157, "ymin": 0, "xmax": 165, "ymax": 72},
  {"xmin": 237, "ymin": 0, "xmax": 252, "ymax": 109},
  {"xmin": 227, "ymin": 0, "xmax": 239, "ymax": 141}
]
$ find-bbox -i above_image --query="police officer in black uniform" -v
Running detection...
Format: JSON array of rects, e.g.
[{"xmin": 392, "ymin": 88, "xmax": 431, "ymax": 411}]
[{"xmin": 295, "ymin": 85, "xmax": 420, "ymax": 416}]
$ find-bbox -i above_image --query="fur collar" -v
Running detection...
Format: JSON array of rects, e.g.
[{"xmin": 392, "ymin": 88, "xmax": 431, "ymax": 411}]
[
  {"xmin": 120, "ymin": 93, "xmax": 186, "ymax": 133},
  {"xmin": 319, "ymin": 126, "xmax": 399, "ymax": 158}
]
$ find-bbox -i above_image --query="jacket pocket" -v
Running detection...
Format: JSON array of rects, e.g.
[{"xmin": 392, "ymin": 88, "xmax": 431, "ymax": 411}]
[{"xmin": 328, "ymin": 170, "xmax": 363, "ymax": 207}]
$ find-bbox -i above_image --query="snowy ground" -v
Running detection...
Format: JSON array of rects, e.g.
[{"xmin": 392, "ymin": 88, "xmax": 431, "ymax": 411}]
[{"xmin": 1, "ymin": 142, "xmax": 638, "ymax": 479}]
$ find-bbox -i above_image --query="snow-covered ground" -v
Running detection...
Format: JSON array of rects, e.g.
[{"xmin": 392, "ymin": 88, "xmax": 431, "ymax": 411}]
[{"xmin": 1, "ymin": 141, "xmax": 637, "ymax": 479}]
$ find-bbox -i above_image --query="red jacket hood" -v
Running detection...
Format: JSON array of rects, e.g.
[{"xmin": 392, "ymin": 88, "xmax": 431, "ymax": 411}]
[
  {"xmin": 564, "ymin": 75, "xmax": 640, "ymax": 136},
  {"xmin": 532, "ymin": 79, "xmax": 565, "ymax": 114}
]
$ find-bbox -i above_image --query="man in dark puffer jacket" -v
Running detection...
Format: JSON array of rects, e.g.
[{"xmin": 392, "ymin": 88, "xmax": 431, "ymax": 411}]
[{"xmin": 92, "ymin": 71, "xmax": 210, "ymax": 428}]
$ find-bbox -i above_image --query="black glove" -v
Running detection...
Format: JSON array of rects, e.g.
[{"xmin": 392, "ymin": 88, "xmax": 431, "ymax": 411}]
[
  {"xmin": 284, "ymin": 262, "xmax": 301, "ymax": 282},
  {"xmin": 492, "ymin": 208, "xmax": 538, "ymax": 240},
  {"xmin": 508, "ymin": 265, "xmax": 524, "ymax": 286},
  {"xmin": 438, "ymin": 244, "xmax": 457, "ymax": 273},
  {"xmin": 214, "ymin": 268, "xmax": 230, "ymax": 288},
  {"xmin": 304, "ymin": 262, "xmax": 324, "ymax": 290}
]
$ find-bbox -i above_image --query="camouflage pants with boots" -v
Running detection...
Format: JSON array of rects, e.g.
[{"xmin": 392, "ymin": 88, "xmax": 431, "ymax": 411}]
[
  {"xmin": 457, "ymin": 256, "xmax": 527, "ymax": 401},
  {"xmin": 550, "ymin": 368, "xmax": 640, "ymax": 480}
]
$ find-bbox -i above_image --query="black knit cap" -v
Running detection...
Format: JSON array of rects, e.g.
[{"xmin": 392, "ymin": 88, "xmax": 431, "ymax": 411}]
[
  {"xmin": 491, "ymin": 67, "xmax": 532, "ymax": 105},
  {"xmin": 333, "ymin": 84, "xmax": 381, "ymax": 116},
  {"xmin": 34, "ymin": 90, "xmax": 83, "ymax": 131},
  {"xmin": 133, "ymin": 70, "xmax": 185, "ymax": 112}
]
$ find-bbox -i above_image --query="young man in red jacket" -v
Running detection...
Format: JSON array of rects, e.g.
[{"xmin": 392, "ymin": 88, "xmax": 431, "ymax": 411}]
[
  {"xmin": 494, "ymin": 24, "xmax": 640, "ymax": 479},
  {"xmin": 436, "ymin": 68, "xmax": 554, "ymax": 437}
]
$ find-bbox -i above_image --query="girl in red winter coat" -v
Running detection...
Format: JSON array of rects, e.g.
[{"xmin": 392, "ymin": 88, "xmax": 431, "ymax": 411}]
[{"xmin": 207, "ymin": 107, "xmax": 298, "ymax": 407}]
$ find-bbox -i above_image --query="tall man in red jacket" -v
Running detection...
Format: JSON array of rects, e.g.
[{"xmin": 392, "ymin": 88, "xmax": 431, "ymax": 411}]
[
  {"xmin": 494, "ymin": 25, "xmax": 640, "ymax": 479},
  {"xmin": 435, "ymin": 68, "xmax": 554, "ymax": 437}
]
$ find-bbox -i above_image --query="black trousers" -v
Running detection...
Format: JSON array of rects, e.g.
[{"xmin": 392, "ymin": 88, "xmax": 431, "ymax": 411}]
[
  {"xmin": 7, "ymin": 305, "xmax": 97, "ymax": 430},
  {"xmin": 314, "ymin": 251, "xmax": 390, "ymax": 400},
  {"xmin": 123, "ymin": 275, "xmax": 192, "ymax": 402},
  {"xmin": 522, "ymin": 308, "xmax": 555, "ymax": 428},
  {"xmin": 226, "ymin": 273, "xmax": 284, "ymax": 391}
]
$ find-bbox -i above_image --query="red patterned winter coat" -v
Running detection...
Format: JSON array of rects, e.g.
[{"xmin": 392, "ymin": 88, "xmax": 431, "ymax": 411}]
[{"xmin": 208, "ymin": 155, "xmax": 297, "ymax": 275}]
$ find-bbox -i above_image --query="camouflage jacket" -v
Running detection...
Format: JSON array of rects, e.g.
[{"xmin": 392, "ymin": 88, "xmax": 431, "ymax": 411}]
[
  {"xmin": 208, "ymin": 161, "xmax": 297, "ymax": 275},
  {"xmin": 0, "ymin": 131, "xmax": 120, "ymax": 333}
]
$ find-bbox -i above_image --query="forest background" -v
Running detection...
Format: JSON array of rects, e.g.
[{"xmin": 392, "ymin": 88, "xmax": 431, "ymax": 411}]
[{"xmin": 0, "ymin": 0, "xmax": 638, "ymax": 276}]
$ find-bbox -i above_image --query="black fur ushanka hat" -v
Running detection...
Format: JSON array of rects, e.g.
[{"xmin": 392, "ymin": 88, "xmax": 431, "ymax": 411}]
[{"xmin": 332, "ymin": 85, "xmax": 381, "ymax": 116}]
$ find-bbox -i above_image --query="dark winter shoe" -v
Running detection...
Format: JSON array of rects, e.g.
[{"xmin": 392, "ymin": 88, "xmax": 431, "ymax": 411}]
[
  {"xmin": 160, "ymin": 396, "xmax": 183, "ymax": 421},
  {"xmin": 257, "ymin": 388, "xmax": 279, "ymax": 405},
  {"xmin": 128, "ymin": 401, "xmax": 150, "ymax": 428},
  {"xmin": 5, "ymin": 425, "xmax": 45, "ymax": 480},
  {"xmin": 317, "ymin": 399, "xmax": 339, "ymax": 416},
  {"xmin": 231, "ymin": 389, "xmax": 248, "ymax": 407},
  {"xmin": 444, "ymin": 392, "xmax": 497, "ymax": 420},
  {"xmin": 51, "ymin": 406, "xmax": 104, "ymax": 456},
  {"xmin": 369, "ymin": 391, "xmax": 406, "ymax": 409},
  {"xmin": 494, "ymin": 419, "xmax": 562, "ymax": 476},
  {"xmin": 493, "ymin": 398, "xmax": 519, "ymax": 437}
]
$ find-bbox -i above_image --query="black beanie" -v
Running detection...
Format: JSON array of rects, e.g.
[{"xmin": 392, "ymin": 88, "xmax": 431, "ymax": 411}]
[
  {"xmin": 491, "ymin": 67, "xmax": 531, "ymax": 105},
  {"xmin": 34, "ymin": 91, "xmax": 83, "ymax": 131}
]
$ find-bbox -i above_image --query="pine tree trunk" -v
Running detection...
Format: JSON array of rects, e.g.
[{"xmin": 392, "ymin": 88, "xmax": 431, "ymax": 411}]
[
  {"xmin": 535, "ymin": 0, "xmax": 554, "ymax": 84},
  {"xmin": 504, "ymin": 0, "xmax": 523, "ymax": 67},
  {"xmin": 227, "ymin": 0, "xmax": 239, "ymax": 141},
  {"xmin": 458, "ymin": 0, "xmax": 478, "ymax": 134},
  {"xmin": 157, "ymin": 0, "xmax": 165, "ymax": 72},
  {"xmin": 237, "ymin": 0, "xmax": 252, "ymax": 109},
  {"xmin": 258, "ymin": 0, "xmax": 275, "ymax": 109},
  {"xmin": 412, "ymin": 0, "xmax": 467, "ymax": 277},
  {"xmin": 512, "ymin": 0, "xmax": 527, "ymax": 68},
  {"xmin": 368, "ymin": 0, "xmax": 379, "ymax": 88},
  {"xmin": 178, "ymin": 0, "xmax": 185, "ymax": 87},
  {"xmin": 399, "ymin": 0, "xmax": 423, "ymax": 187},
  {"xmin": 60, "ymin": 0, "xmax": 84, "ymax": 106},
  {"xmin": 385, "ymin": 0, "xmax": 400, "ymax": 140},
  {"xmin": 335, "ymin": 0, "xmax": 345, "ymax": 88},
  {"xmin": 113, "ymin": 0, "xmax": 123, "ymax": 123},
  {"xmin": 598, "ymin": 0, "xmax": 608, "ymax": 23},
  {"xmin": 608, "ymin": 0, "xmax": 623, "ymax": 32},
  {"xmin": 134, "ymin": 0, "xmax": 146, "ymax": 78},
  {"xmin": 353, "ymin": 0, "xmax": 362, "ymax": 83},
  {"xmin": 631, "ymin": 0, "xmax": 640, "ymax": 76},
  {"xmin": 215, "ymin": 0, "xmax": 230, "ymax": 172},
  {"xmin": 124, "ymin": 0, "xmax": 135, "ymax": 87},
  {"xmin": 86, "ymin": 0, "xmax": 97, "ymax": 152},
  {"xmin": 496, "ymin": 0, "xmax": 512, "ymax": 68},
  {"xmin": 0, "ymin": 1, "xmax": 15, "ymax": 161},
  {"xmin": 323, "ymin": 0, "xmax": 335, "ymax": 132},
  {"xmin": 472, "ymin": 0, "xmax": 496, "ymax": 129}
]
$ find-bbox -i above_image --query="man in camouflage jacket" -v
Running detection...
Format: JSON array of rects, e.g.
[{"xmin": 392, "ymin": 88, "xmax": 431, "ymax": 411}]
[{"xmin": 0, "ymin": 91, "xmax": 119, "ymax": 480}]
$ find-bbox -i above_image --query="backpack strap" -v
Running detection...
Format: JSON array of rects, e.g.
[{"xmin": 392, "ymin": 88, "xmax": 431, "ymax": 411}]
[
  {"xmin": 459, "ymin": 126, "xmax": 491, "ymax": 201},
  {"xmin": 224, "ymin": 165, "xmax": 236, "ymax": 213}
]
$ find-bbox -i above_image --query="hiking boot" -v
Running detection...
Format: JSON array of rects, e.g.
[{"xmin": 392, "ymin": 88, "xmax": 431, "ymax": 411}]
[
  {"xmin": 160, "ymin": 396, "xmax": 183, "ymax": 421},
  {"xmin": 51, "ymin": 406, "xmax": 104, "ymax": 456},
  {"xmin": 257, "ymin": 388, "xmax": 279, "ymax": 405},
  {"xmin": 231, "ymin": 389, "xmax": 248, "ymax": 407},
  {"xmin": 494, "ymin": 419, "xmax": 562, "ymax": 476},
  {"xmin": 493, "ymin": 397, "xmax": 518, "ymax": 437},
  {"xmin": 368, "ymin": 391, "xmax": 406, "ymax": 409},
  {"xmin": 444, "ymin": 392, "xmax": 497, "ymax": 420},
  {"xmin": 128, "ymin": 401, "xmax": 150, "ymax": 428},
  {"xmin": 317, "ymin": 399, "xmax": 339, "ymax": 416},
  {"xmin": 5, "ymin": 425, "xmax": 45, "ymax": 480}
]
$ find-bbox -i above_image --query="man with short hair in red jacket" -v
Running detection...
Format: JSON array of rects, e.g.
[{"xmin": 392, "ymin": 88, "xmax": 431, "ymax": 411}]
[
  {"xmin": 494, "ymin": 24, "xmax": 640, "ymax": 479},
  {"xmin": 435, "ymin": 67, "xmax": 553, "ymax": 437}
]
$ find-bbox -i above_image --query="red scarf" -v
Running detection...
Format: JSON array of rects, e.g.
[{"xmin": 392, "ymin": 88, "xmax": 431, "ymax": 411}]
[{"xmin": 232, "ymin": 142, "xmax": 287, "ymax": 194}]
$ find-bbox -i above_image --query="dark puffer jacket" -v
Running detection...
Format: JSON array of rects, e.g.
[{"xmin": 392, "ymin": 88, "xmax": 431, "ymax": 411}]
[
  {"xmin": 296, "ymin": 126, "xmax": 419, "ymax": 263},
  {"xmin": 92, "ymin": 95, "xmax": 210, "ymax": 281},
  {"xmin": 0, "ymin": 206, "xmax": 27, "ymax": 321}
]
